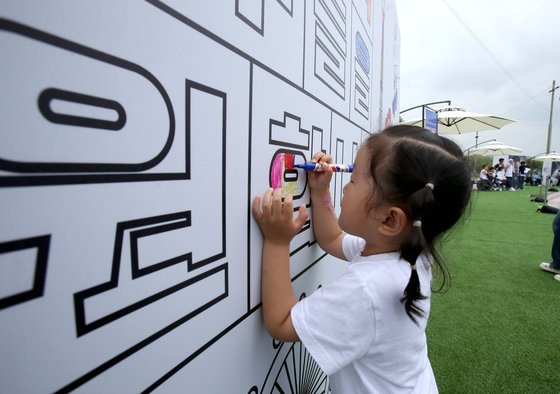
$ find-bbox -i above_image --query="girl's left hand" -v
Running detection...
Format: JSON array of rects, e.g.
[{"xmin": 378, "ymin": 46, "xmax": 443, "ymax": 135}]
[{"xmin": 252, "ymin": 188, "xmax": 308, "ymax": 245}]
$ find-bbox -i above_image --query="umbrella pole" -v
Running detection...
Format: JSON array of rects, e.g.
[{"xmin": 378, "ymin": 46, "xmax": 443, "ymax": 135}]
[
  {"xmin": 544, "ymin": 176, "xmax": 549, "ymax": 206},
  {"xmin": 541, "ymin": 80, "xmax": 558, "ymax": 207}
]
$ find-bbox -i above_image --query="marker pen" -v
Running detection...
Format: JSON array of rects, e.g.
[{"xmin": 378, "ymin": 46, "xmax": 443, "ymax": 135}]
[{"xmin": 294, "ymin": 163, "xmax": 354, "ymax": 173}]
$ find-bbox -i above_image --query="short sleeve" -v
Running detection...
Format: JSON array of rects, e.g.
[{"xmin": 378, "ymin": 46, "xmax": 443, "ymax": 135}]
[
  {"xmin": 341, "ymin": 234, "xmax": 366, "ymax": 262},
  {"xmin": 290, "ymin": 269, "xmax": 375, "ymax": 375}
]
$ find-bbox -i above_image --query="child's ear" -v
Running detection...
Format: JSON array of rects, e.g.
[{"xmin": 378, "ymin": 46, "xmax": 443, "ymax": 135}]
[{"xmin": 377, "ymin": 206, "xmax": 408, "ymax": 237}]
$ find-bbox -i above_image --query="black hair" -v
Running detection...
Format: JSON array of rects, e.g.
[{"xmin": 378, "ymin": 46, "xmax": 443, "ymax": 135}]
[{"xmin": 364, "ymin": 125, "xmax": 471, "ymax": 323}]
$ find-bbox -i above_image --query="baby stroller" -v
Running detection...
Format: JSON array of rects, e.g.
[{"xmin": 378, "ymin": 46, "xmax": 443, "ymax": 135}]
[
  {"xmin": 478, "ymin": 178, "xmax": 492, "ymax": 191},
  {"xmin": 486, "ymin": 173, "xmax": 501, "ymax": 191}
]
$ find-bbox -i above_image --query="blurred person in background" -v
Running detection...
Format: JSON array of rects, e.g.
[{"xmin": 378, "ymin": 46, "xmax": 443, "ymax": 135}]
[
  {"xmin": 540, "ymin": 210, "xmax": 560, "ymax": 283},
  {"xmin": 517, "ymin": 161, "xmax": 526, "ymax": 190}
]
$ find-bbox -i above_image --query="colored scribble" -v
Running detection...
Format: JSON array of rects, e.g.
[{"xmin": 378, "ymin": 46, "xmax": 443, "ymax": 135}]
[{"xmin": 270, "ymin": 152, "xmax": 298, "ymax": 196}]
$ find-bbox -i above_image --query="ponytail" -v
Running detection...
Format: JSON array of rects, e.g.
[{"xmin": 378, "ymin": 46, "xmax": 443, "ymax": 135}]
[
  {"xmin": 400, "ymin": 183, "xmax": 435, "ymax": 323},
  {"xmin": 400, "ymin": 222, "xmax": 427, "ymax": 323}
]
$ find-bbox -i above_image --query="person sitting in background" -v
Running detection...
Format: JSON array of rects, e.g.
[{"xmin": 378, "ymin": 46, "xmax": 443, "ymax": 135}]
[
  {"xmin": 534, "ymin": 172, "xmax": 542, "ymax": 186},
  {"xmin": 487, "ymin": 168, "xmax": 499, "ymax": 191},
  {"xmin": 478, "ymin": 165, "xmax": 491, "ymax": 190},
  {"xmin": 551, "ymin": 168, "xmax": 559, "ymax": 187}
]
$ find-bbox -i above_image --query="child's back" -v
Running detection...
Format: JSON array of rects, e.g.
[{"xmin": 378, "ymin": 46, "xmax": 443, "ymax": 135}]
[{"xmin": 292, "ymin": 236, "xmax": 437, "ymax": 393}]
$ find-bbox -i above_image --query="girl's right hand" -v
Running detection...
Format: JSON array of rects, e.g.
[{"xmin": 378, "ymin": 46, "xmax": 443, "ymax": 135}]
[{"xmin": 308, "ymin": 151, "xmax": 334, "ymax": 192}]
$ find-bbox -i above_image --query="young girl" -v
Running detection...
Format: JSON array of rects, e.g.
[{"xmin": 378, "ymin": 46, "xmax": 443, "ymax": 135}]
[{"xmin": 252, "ymin": 125, "xmax": 471, "ymax": 393}]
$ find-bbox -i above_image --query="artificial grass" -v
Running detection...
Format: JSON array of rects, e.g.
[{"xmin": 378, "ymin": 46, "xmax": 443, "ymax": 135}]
[{"xmin": 427, "ymin": 186, "xmax": 560, "ymax": 393}]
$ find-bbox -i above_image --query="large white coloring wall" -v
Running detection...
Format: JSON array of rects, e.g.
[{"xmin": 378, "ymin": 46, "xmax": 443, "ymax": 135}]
[{"xmin": 0, "ymin": 1, "xmax": 399, "ymax": 392}]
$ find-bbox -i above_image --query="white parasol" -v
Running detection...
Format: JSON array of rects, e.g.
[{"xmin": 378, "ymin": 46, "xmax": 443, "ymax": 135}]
[
  {"xmin": 469, "ymin": 141, "xmax": 523, "ymax": 156},
  {"xmin": 535, "ymin": 152, "xmax": 560, "ymax": 161},
  {"xmin": 401, "ymin": 106, "xmax": 516, "ymax": 135}
]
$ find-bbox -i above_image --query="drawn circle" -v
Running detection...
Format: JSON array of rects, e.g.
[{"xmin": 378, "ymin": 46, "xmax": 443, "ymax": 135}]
[{"xmin": 268, "ymin": 148, "xmax": 308, "ymax": 199}]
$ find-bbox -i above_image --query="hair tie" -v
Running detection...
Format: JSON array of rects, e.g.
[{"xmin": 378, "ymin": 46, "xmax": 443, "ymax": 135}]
[
  {"xmin": 412, "ymin": 220, "xmax": 422, "ymax": 228},
  {"xmin": 410, "ymin": 264, "xmax": 417, "ymax": 271},
  {"xmin": 425, "ymin": 183, "xmax": 435, "ymax": 190}
]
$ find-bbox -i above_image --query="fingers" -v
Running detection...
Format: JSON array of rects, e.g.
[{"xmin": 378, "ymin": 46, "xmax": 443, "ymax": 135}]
[
  {"xmin": 252, "ymin": 195, "xmax": 262, "ymax": 222},
  {"xmin": 272, "ymin": 188, "xmax": 282, "ymax": 218},
  {"xmin": 261, "ymin": 188, "xmax": 273, "ymax": 218},
  {"xmin": 312, "ymin": 151, "xmax": 333, "ymax": 164},
  {"xmin": 283, "ymin": 193, "xmax": 294, "ymax": 221},
  {"xmin": 294, "ymin": 204, "xmax": 309, "ymax": 229},
  {"xmin": 254, "ymin": 189, "xmax": 308, "ymax": 242},
  {"xmin": 320, "ymin": 161, "xmax": 334, "ymax": 175}
]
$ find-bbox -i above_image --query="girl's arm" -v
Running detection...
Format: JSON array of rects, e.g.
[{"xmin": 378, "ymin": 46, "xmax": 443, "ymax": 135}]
[
  {"xmin": 252, "ymin": 188, "xmax": 308, "ymax": 341},
  {"xmin": 308, "ymin": 153, "xmax": 346, "ymax": 260}
]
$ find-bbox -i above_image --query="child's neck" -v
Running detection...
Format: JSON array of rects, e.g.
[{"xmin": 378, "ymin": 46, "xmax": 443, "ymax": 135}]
[{"xmin": 360, "ymin": 242, "xmax": 401, "ymax": 257}]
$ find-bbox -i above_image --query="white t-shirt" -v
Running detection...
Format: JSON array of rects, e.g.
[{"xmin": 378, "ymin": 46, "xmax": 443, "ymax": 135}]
[
  {"xmin": 505, "ymin": 163, "xmax": 514, "ymax": 177},
  {"xmin": 291, "ymin": 235, "xmax": 438, "ymax": 394}
]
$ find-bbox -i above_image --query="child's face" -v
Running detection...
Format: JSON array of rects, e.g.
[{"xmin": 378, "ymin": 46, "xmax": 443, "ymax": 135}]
[{"xmin": 338, "ymin": 147, "xmax": 375, "ymax": 237}]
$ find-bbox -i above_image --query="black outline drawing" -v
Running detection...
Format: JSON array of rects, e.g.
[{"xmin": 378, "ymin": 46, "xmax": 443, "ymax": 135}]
[
  {"xmin": 0, "ymin": 18, "xmax": 177, "ymax": 185},
  {"xmin": 0, "ymin": 235, "xmax": 50, "ymax": 310},
  {"xmin": 313, "ymin": 0, "xmax": 347, "ymax": 99},
  {"xmin": 129, "ymin": 212, "xmax": 191, "ymax": 279},
  {"xmin": 38, "ymin": 88, "xmax": 127, "ymax": 131},
  {"xmin": 0, "ymin": 1, "xmax": 390, "ymax": 391},
  {"xmin": 351, "ymin": 2, "xmax": 373, "ymax": 121},
  {"xmin": 276, "ymin": 0, "xmax": 294, "ymax": 16},
  {"xmin": 257, "ymin": 292, "xmax": 330, "ymax": 393},
  {"xmin": 377, "ymin": 2, "xmax": 386, "ymax": 132},
  {"xmin": 59, "ymin": 263, "xmax": 229, "ymax": 393},
  {"xmin": 353, "ymin": 33, "xmax": 370, "ymax": 119},
  {"xmin": 246, "ymin": 62, "xmax": 255, "ymax": 313},
  {"xmin": 269, "ymin": 112, "xmax": 311, "ymax": 149},
  {"xmin": 333, "ymin": 138, "xmax": 344, "ymax": 208},
  {"xmin": 311, "ymin": 125, "xmax": 326, "ymax": 155},
  {"xmin": 185, "ymin": 79, "xmax": 228, "ymax": 271},
  {"xmin": 73, "ymin": 79, "xmax": 227, "ymax": 337},
  {"xmin": 352, "ymin": 141, "xmax": 359, "ymax": 163},
  {"xmin": 268, "ymin": 342, "xmax": 330, "ymax": 393},
  {"xmin": 150, "ymin": 1, "xmax": 368, "ymax": 134},
  {"xmin": 73, "ymin": 211, "xmax": 227, "ymax": 337},
  {"xmin": 265, "ymin": 110, "xmax": 325, "ymax": 260},
  {"xmin": 235, "ymin": 0, "xmax": 294, "ymax": 35}
]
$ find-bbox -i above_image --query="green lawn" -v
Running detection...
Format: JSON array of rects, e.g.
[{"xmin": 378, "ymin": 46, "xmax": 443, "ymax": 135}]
[{"xmin": 427, "ymin": 186, "xmax": 560, "ymax": 393}]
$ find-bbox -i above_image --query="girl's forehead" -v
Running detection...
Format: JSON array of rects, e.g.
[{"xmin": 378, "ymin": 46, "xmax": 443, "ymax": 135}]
[{"xmin": 354, "ymin": 147, "xmax": 371, "ymax": 172}]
